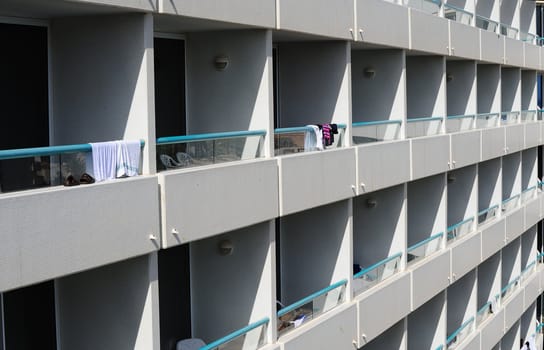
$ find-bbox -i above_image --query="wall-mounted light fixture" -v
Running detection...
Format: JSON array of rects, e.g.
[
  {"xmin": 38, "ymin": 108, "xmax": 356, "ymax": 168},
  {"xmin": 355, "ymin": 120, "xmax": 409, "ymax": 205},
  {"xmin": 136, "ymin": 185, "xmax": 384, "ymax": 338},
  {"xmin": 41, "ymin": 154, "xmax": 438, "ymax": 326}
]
[
  {"xmin": 218, "ymin": 239, "xmax": 234, "ymax": 255},
  {"xmin": 446, "ymin": 73, "xmax": 454, "ymax": 82},
  {"xmin": 363, "ymin": 67, "xmax": 376, "ymax": 79},
  {"xmin": 214, "ymin": 55, "xmax": 229, "ymax": 71},
  {"xmin": 447, "ymin": 173, "xmax": 456, "ymax": 183},
  {"xmin": 366, "ymin": 198, "xmax": 378, "ymax": 208}
]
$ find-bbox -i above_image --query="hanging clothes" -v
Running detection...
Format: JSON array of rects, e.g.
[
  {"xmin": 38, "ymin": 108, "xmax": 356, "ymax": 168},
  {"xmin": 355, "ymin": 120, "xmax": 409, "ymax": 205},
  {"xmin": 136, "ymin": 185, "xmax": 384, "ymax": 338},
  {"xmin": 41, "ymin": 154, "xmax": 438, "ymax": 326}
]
[{"xmin": 304, "ymin": 125, "xmax": 324, "ymax": 151}]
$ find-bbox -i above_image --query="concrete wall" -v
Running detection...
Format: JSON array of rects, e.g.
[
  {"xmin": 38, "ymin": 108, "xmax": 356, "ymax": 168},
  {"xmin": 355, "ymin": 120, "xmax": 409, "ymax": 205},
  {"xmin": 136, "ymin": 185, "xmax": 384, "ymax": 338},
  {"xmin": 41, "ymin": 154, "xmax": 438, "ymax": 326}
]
[
  {"xmin": 503, "ymin": 152, "xmax": 521, "ymax": 199},
  {"xmin": 446, "ymin": 270, "xmax": 476, "ymax": 335},
  {"xmin": 502, "ymin": 239, "xmax": 521, "ymax": 286},
  {"xmin": 190, "ymin": 222, "xmax": 274, "ymax": 343},
  {"xmin": 50, "ymin": 14, "xmax": 156, "ymax": 173},
  {"xmin": 361, "ymin": 319, "xmax": 406, "ymax": 350},
  {"xmin": 521, "ymin": 226, "xmax": 537, "ymax": 267},
  {"xmin": 408, "ymin": 293, "xmax": 446, "ymax": 350},
  {"xmin": 476, "ymin": 0, "xmax": 499, "ymax": 22},
  {"xmin": 447, "ymin": 165, "xmax": 477, "ymax": 226},
  {"xmin": 351, "ymin": 50, "xmax": 405, "ymax": 122},
  {"xmin": 446, "ymin": 61, "xmax": 476, "ymax": 116},
  {"xmin": 520, "ymin": 1, "xmax": 536, "ymax": 35},
  {"xmin": 56, "ymin": 254, "xmax": 159, "ymax": 350},
  {"xmin": 276, "ymin": 42, "xmax": 350, "ymax": 127},
  {"xmin": 478, "ymin": 253, "xmax": 501, "ymax": 306},
  {"xmin": 408, "ymin": 175, "xmax": 446, "ymax": 246},
  {"xmin": 500, "ymin": 0, "xmax": 519, "ymax": 28},
  {"xmin": 406, "ymin": 56, "xmax": 445, "ymax": 118},
  {"xmin": 521, "ymin": 71, "xmax": 537, "ymax": 110},
  {"xmin": 501, "ymin": 68, "xmax": 521, "ymax": 112},
  {"xmin": 522, "ymin": 148, "xmax": 538, "ymax": 189},
  {"xmin": 478, "ymin": 158, "xmax": 502, "ymax": 210},
  {"xmin": 477, "ymin": 64, "xmax": 501, "ymax": 114}
]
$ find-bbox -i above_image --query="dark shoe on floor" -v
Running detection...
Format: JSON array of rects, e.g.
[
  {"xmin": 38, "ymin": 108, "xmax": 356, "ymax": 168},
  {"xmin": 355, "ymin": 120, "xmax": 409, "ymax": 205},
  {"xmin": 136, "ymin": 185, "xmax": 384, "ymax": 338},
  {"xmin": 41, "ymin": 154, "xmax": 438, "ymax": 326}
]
[
  {"xmin": 80, "ymin": 173, "xmax": 95, "ymax": 184},
  {"xmin": 63, "ymin": 175, "xmax": 80, "ymax": 187}
]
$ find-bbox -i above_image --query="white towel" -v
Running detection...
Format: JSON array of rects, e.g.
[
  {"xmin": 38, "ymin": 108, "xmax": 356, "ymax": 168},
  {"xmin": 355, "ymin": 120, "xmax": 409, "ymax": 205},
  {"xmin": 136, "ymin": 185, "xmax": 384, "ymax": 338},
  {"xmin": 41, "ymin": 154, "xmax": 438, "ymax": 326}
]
[
  {"xmin": 116, "ymin": 140, "xmax": 141, "ymax": 178},
  {"xmin": 90, "ymin": 141, "xmax": 118, "ymax": 182},
  {"xmin": 304, "ymin": 125, "xmax": 324, "ymax": 151}
]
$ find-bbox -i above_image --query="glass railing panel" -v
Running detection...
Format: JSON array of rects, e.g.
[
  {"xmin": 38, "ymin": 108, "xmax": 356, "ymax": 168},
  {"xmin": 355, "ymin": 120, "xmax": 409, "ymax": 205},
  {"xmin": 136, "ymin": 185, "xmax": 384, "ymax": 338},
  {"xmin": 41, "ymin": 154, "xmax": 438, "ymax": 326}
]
[
  {"xmin": 446, "ymin": 317, "xmax": 475, "ymax": 349},
  {"xmin": 277, "ymin": 280, "xmax": 347, "ymax": 337},
  {"xmin": 520, "ymin": 260, "xmax": 537, "ymax": 284},
  {"xmin": 521, "ymin": 186, "xmax": 537, "ymax": 204},
  {"xmin": 406, "ymin": 117, "xmax": 443, "ymax": 138},
  {"xmin": 353, "ymin": 253, "xmax": 402, "ymax": 295},
  {"xmin": 443, "ymin": 4, "xmax": 473, "ymax": 25},
  {"xmin": 501, "ymin": 111, "xmax": 520, "ymax": 125},
  {"xmin": 407, "ymin": 232, "xmax": 444, "ymax": 265},
  {"xmin": 520, "ymin": 32, "xmax": 537, "ymax": 45},
  {"xmin": 156, "ymin": 130, "xmax": 265, "ymax": 171},
  {"xmin": 538, "ymin": 251, "xmax": 544, "ymax": 264},
  {"xmin": 502, "ymin": 194, "xmax": 520, "ymax": 214},
  {"xmin": 478, "ymin": 205, "xmax": 499, "ymax": 225},
  {"xmin": 500, "ymin": 277, "xmax": 520, "ymax": 303},
  {"xmin": 475, "ymin": 113, "xmax": 500, "ymax": 129},
  {"xmin": 404, "ymin": 0, "xmax": 441, "ymax": 15},
  {"xmin": 274, "ymin": 124, "xmax": 346, "ymax": 156},
  {"xmin": 500, "ymin": 23, "xmax": 518, "ymax": 39},
  {"xmin": 201, "ymin": 318, "xmax": 269, "ymax": 350},
  {"xmin": 447, "ymin": 217, "xmax": 475, "ymax": 242},
  {"xmin": 476, "ymin": 302, "xmax": 493, "ymax": 327},
  {"xmin": 352, "ymin": 120, "xmax": 402, "ymax": 144},
  {"xmin": 521, "ymin": 110, "xmax": 538, "ymax": 122},
  {"xmin": 446, "ymin": 114, "xmax": 475, "ymax": 133},
  {"xmin": 475, "ymin": 15, "xmax": 499, "ymax": 32},
  {"xmin": 0, "ymin": 141, "xmax": 145, "ymax": 193}
]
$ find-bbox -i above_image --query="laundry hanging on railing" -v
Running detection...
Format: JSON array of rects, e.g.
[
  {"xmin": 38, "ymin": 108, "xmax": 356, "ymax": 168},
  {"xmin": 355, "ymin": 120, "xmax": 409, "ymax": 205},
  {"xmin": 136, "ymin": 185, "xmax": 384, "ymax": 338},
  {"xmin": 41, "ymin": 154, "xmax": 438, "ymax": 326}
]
[
  {"xmin": 87, "ymin": 140, "xmax": 141, "ymax": 182},
  {"xmin": 303, "ymin": 124, "xmax": 339, "ymax": 151}
]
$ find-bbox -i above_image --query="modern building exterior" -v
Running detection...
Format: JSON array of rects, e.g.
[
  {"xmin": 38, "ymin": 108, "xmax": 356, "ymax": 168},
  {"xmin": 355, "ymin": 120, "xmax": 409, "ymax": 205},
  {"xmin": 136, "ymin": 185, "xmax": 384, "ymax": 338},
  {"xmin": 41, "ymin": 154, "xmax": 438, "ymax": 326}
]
[{"xmin": 1, "ymin": 0, "xmax": 544, "ymax": 349}]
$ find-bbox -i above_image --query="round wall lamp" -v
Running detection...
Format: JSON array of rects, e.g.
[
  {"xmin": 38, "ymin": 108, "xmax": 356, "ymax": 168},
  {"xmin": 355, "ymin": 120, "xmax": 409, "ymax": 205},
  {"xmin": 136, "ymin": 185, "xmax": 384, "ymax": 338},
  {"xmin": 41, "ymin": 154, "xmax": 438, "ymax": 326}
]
[
  {"xmin": 218, "ymin": 239, "xmax": 234, "ymax": 256},
  {"xmin": 363, "ymin": 67, "xmax": 376, "ymax": 79},
  {"xmin": 214, "ymin": 55, "xmax": 229, "ymax": 71}
]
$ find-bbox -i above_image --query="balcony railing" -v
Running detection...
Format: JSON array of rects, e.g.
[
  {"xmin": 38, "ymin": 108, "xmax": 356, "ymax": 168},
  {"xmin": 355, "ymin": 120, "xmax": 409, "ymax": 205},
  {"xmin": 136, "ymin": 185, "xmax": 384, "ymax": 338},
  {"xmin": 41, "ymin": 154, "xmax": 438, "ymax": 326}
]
[
  {"xmin": 475, "ymin": 112, "xmax": 500, "ymax": 129},
  {"xmin": 405, "ymin": 0, "xmax": 441, "ymax": 15},
  {"xmin": 446, "ymin": 114, "xmax": 475, "ymax": 133},
  {"xmin": 274, "ymin": 124, "xmax": 346, "ymax": 156},
  {"xmin": 501, "ymin": 111, "xmax": 520, "ymax": 125},
  {"xmin": 476, "ymin": 301, "xmax": 493, "ymax": 327},
  {"xmin": 478, "ymin": 205, "xmax": 499, "ymax": 226},
  {"xmin": 502, "ymin": 194, "xmax": 521, "ymax": 214},
  {"xmin": 352, "ymin": 120, "xmax": 402, "ymax": 144},
  {"xmin": 520, "ymin": 32, "xmax": 538, "ymax": 45},
  {"xmin": 407, "ymin": 232, "xmax": 444, "ymax": 265},
  {"xmin": 353, "ymin": 253, "xmax": 402, "ymax": 295},
  {"xmin": 201, "ymin": 317, "xmax": 269, "ymax": 350},
  {"xmin": 447, "ymin": 217, "xmax": 474, "ymax": 242},
  {"xmin": 446, "ymin": 316, "xmax": 475, "ymax": 349},
  {"xmin": 443, "ymin": 3, "xmax": 473, "ymax": 25},
  {"xmin": 277, "ymin": 280, "xmax": 347, "ymax": 337},
  {"xmin": 521, "ymin": 110, "xmax": 538, "ymax": 122},
  {"xmin": 500, "ymin": 277, "xmax": 520, "ymax": 303},
  {"xmin": 156, "ymin": 130, "xmax": 265, "ymax": 171},
  {"xmin": 475, "ymin": 15, "xmax": 499, "ymax": 33},
  {"xmin": 520, "ymin": 260, "xmax": 537, "ymax": 284},
  {"xmin": 0, "ymin": 140, "xmax": 145, "ymax": 193},
  {"xmin": 406, "ymin": 116, "xmax": 443, "ymax": 138},
  {"xmin": 500, "ymin": 23, "xmax": 518, "ymax": 39},
  {"xmin": 521, "ymin": 186, "xmax": 537, "ymax": 204}
]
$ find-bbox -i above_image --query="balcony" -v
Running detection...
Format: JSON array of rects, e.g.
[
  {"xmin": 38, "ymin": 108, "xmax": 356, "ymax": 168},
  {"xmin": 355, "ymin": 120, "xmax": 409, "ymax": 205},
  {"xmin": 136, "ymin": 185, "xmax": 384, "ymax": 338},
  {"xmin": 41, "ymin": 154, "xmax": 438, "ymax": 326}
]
[{"xmin": 201, "ymin": 318, "xmax": 269, "ymax": 350}]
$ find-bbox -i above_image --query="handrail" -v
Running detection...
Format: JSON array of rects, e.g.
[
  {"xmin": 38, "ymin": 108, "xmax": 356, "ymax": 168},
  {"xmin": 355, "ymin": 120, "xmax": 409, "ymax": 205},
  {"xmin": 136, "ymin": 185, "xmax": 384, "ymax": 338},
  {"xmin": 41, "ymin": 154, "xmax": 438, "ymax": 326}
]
[
  {"xmin": 407, "ymin": 116, "xmax": 443, "ymax": 123},
  {"xmin": 521, "ymin": 109, "xmax": 538, "ymax": 113},
  {"xmin": 443, "ymin": 3, "xmax": 473, "ymax": 16},
  {"xmin": 501, "ymin": 276, "xmax": 520, "ymax": 295},
  {"xmin": 522, "ymin": 260, "xmax": 537, "ymax": 274},
  {"xmin": 475, "ymin": 14, "xmax": 499, "ymax": 26},
  {"xmin": 354, "ymin": 252, "xmax": 403, "ymax": 279},
  {"xmin": 275, "ymin": 124, "xmax": 347, "ymax": 134},
  {"xmin": 500, "ymin": 22, "xmax": 519, "ymax": 33},
  {"xmin": 446, "ymin": 316, "xmax": 475, "ymax": 344},
  {"xmin": 502, "ymin": 194, "xmax": 520, "ymax": 204},
  {"xmin": 477, "ymin": 301, "xmax": 492, "ymax": 316},
  {"xmin": 352, "ymin": 120, "xmax": 402, "ymax": 127},
  {"xmin": 477, "ymin": 112, "xmax": 500, "ymax": 117},
  {"xmin": 277, "ymin": 279, "xmax": 347, "ymax": 317},
  {"xmin": 0, "ymin": 140, "xmax": 146, "ymax": 161},
  {"xmin": 447, "ymin": 216, "xmax": 474, "ymax": 232},
  {"xmin": 478, "ymin": 204, "xmax": 499, "ymax": 217},
  {"xmin": 447, "ymin": 114, "xmax": 474, "ymax": 120},
  {"xmin": 407, "ymin": 232, "xmax": 444, "ymax": 252},
  {"xmin": 523, "ymin": 185, "xmax": 537, "ymax": 193},
  {"xmin": 157, "ymin": 130, "xmax": 266, "ymax": 145},
  {"xmin": 200, "ymin": 317, "xmax": 269, "ymax": 350}
]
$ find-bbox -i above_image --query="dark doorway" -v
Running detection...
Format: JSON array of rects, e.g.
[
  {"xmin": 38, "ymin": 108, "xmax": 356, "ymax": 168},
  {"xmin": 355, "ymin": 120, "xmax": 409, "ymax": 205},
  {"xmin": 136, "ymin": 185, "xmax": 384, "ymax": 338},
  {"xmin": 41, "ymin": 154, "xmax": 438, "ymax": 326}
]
[{"xmin": 3, "ymin": 281, "xmax": 57, "ymax": 350}]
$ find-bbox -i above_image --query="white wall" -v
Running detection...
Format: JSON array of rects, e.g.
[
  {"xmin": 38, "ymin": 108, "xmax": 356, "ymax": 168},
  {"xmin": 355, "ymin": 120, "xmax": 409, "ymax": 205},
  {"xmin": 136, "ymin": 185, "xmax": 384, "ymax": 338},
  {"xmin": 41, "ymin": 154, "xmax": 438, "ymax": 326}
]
[
  {"xmin": 406, "ymin": 56, "xmax": 445, "ymax": 118},
  {"xmin": 351, "ymin": 50, "xmax": 405, "ymax": 122},
  {"xmin": 478, "ymin": 253, "xmax": 501, "ymax": 306},
  {"xmin": 521, "ymin": 226, "xmax": 538, "ymax": 267},
  {"xmin": 408, "ymin": 293, "xmax": 446, "ymax": 350},
  {"xmin": 446, "ymin": 61, "xmax": 477, "ymax": 116},
  {"xmin": 56, "ymin": 254, "xmax": 159, "ymax": 350},
  {"xmin": 477, "ymin": 64, "xmax": 501, "ymax": 114},
  {"xmin": 478, "ymin": 158, "xmax": 502, "ymax": 210},
  {"xmin": 500, "ymin": 0, "xmax": 520, "ymax": 28},
  {"xmin": 50, "ymin": 14, "xmax": 156, "ymax": 173},
  {"xmin": 501, "ymin": 68, "xmax": 521, "ymax": 112},
  {"xmin": 475, "ymin": 0, "xmax": 499, "ymax": 22},
  {"xmin": 521, "ymin": 71, "xmax": 537, "ymax": 110},
  {"xmin": 190, "ymin": 222, "xmax": 274, "ymax": 343},
  {"xmin": 362, "ymin": 319, "xmax": 406, "ymax": 350},
  {"xmin": 277, "ymin": 41, "xmax": 351, "ymax": 128},
  {"xmin": 447, "ymin": 270, "xmax": 476, "ymax": 335},
  {"xmin": 522, "ymin": 148, "xmax": 538, "ymax": 189},
  {"xmin": 502, "ymin": 239, "xmax": 521, "ymax": 286},
  {"xmin": 503, "ymin": 153, "xmax": 521, "ymax": 198},
  {"xmin": 520, "ymin": 1, "xmax": 536, "ymax": 35},
  {"xmin": 447, "ymin": 165, "xmax": 477, "ymax": 226}
]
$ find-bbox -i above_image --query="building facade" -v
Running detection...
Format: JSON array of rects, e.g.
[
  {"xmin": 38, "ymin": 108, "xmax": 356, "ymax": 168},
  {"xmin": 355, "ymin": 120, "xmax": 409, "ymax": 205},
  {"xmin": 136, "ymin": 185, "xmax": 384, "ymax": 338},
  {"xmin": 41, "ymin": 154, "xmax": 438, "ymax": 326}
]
[{"xmin": 1, "ymin": 0, "xmax": 544, "ymax": 349}]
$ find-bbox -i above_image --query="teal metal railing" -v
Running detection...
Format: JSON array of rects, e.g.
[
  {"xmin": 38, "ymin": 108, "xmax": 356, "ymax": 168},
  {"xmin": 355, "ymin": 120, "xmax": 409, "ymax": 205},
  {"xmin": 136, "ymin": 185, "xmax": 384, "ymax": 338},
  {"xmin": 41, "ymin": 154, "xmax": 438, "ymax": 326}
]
[
  {"xmin": 407, "ymin": 232, "xmax": 444, "ymax": 265},
  {"xmin": 443, "ymin": 3, "xmax": 473, "ymax": 25},
  {"xmin": 200, "ymin": 318, "xmax": 269, "ymax": 350},
  {"xmin": 274, "ymin": 124, "xmax": 346, "ymax": 155},
  {"xmin": 500, "ymin": 111, "xmax": 520, "ymax": 125},
  {"xmin": 475, "ymin": 15, "xmax": 499, "ymax": 33},
  {"xmin": 520, "ymin": 32, "xmax": 538, "ymax": 45},
  {"xmin": 476, "ymin": 301, "xmax": 493, "ymax": 326},
  {"xmin": 520, "ymin": 260, "xmax": 537, "ymax": 284},
  {"xmin": 500, "ymin": 276, "xmax": 520, "ymax": 302},
  {"xmin": 521, "ymin": 186, "xmax": 538, "ymax": 204},
  {"xmin": 478, "ymin": 205, "xmax": 499, "ymax": 225},
  {"xmin": 156, "ymin": 130, "xmax": 266, "ymax": 170},
  {"xmin": 475, "ymin": 112, "xmax": 500, "ymax": 129},
  {"xmin": 353, "ymin": 253, "xmax": 402, "ymax": 295},
  {"xmin": 521, "ymin": 110, "xmax": 538, "ymax": 122},
  {"xmin": 277, "ymin": 280, "xmax": 347, "ymax": 336},
  {"xmin": 446, "ymin": 114, "xmax": 475, "ymax": 133},
  {"xmin": 446, "ymin": 317, "xmax": 475, "ymax": 349},
  {"xmin": 502, "ymin": 194, "xmax": 521, "ymax": 213},
  {"xmin": 447, "ymin": 217, "xmax": 475, "ymax": 242},
  {"xmin": 406, "ymin": 116, "xmax": 443, "ymax": 138},
  {"xmin": 500, "ymin": 23, "xmax": 519, "ymax": 39},
  {"xmin": 352, "ymin": 119, "xmax": 402, "ymax": 144},
  {"xmin": 0, "ymin": 140, "xmax": 145, "ymax": 192}
]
